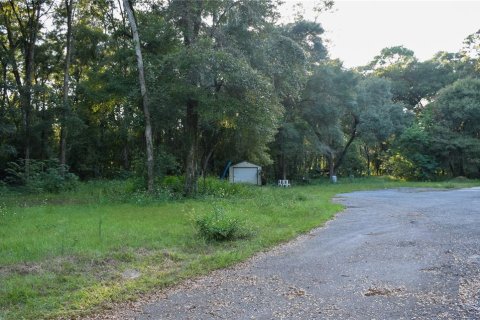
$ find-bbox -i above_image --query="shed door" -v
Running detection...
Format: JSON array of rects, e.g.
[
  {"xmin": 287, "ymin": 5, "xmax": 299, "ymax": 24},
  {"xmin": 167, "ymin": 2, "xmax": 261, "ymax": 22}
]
[{"xmin": 233, "ymin": 167, "xmax": 258, "ymax": 184}]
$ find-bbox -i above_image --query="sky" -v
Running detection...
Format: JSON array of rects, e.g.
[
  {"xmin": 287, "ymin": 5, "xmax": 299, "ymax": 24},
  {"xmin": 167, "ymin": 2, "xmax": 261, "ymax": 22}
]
[{"xmin": 279, "ymin": 0, "xmax": 480, "ymax": 68}]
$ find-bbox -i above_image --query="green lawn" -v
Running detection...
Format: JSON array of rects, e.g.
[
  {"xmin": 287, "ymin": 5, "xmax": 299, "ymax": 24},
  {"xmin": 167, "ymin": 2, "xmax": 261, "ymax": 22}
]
[{"xmin": 1, "ymin": 177, "xmax": 479, "ymax": 319}]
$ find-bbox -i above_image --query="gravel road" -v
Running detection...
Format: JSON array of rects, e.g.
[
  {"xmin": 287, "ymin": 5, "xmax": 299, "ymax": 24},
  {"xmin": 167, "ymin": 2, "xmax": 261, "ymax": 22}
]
[{"xmin": 100, "ymin": 188, "xmax": 480, "ymax": 319}]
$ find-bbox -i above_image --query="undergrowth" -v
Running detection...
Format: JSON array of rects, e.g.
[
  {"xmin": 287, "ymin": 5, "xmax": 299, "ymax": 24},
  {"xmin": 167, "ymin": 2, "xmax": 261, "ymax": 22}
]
[{"xmin": 0, "ymin": 176, "xmax": 479, "ymax": 319}]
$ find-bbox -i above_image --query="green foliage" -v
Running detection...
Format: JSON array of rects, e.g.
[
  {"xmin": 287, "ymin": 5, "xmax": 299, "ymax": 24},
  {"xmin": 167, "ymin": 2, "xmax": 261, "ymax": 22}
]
[
  {"xmin": 355, "ymin": 76, "xmax": 410, "ymax": 143},
  {"xmin": 160, "ymin": 175, "xmax": 185, "ymax": 196},
  {"xmin": 336, "ymin": 145, "xmax": 367, "ymax": 177},
  {"xmin": 2, "ymin": 0, "xmax": 480, "ymax": 195},
  {"xmin": 194, "ymin": 207, "xmax": 250, "ymax": 241},
  {"xmin": 394, "ymin": 125, "xmax": 439, "ymax": 180},
  {"xmin": 367, "ymin": 46, "xmax": 416, "ymax": 69},
  {"xmin": 132, "ymin": 149, "xmax": 181, "ymax": 182},
  {"xmin": 158, "ymin": 176, "xmax": 254, "ymax": 199},
  {"xmin": 0, "ymin": 180, "xmax": 8, "ymax": 194},
  {"xmin": 363, "ymin": 46, "xmax": 460, "ymax": 109},
  {"xmin": 396, "ymin": 78, "xmax": 480, "ymax": 179},
  {"xmin": 2, "ymin": 179, "xmax": 480, "ymax": 319},
  {"xmin": 382, "ymin": 154, "xmax": 417, "ymax": 180},
  {"xmin": 5, "ymin": 159, "xmax": 79, "ymax": 193},
  {"xmin": 302, "ymin": 61, "xmax": 357, "ymax": 155},
  {"xmin": 73, "ymin": 179, "xmax": 177, "ymax": 204},
  {"xmin": 199, "ymin": 177, "xmax": 253, "ymax": 198}
]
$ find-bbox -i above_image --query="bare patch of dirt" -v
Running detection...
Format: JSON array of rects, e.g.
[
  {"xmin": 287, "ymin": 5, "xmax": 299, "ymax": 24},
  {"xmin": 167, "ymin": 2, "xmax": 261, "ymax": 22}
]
[
  {"xmin": 364, "ymin": 286, "xmax": 404, "ymax": 297},
  {"xmin": 283, "ymin": 286, "xmax": 307, "ymax": 300},
  {"xmin": 0, "ymin": 262, "xmax": 43, "ymax": 276}
]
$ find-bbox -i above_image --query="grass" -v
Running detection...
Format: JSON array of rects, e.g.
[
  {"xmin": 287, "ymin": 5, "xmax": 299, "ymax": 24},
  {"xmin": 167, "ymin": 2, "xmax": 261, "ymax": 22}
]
[{"xmin": 0, "ymin": 176, "xmax": 479, "ymax": 319}]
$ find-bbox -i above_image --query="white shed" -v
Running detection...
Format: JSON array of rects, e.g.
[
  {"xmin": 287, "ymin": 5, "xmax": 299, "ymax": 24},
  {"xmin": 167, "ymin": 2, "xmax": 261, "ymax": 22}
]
[{"xmin": 229, "ymin": 161, "xmax": 262, "ymax": 185}]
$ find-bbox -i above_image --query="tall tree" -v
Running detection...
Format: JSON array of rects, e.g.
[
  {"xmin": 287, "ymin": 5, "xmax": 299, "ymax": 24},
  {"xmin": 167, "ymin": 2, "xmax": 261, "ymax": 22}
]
[
  {"xmin": 0, "ymin": 0, "xmax": 45, "ymax": 174},
  {"xmin": 426, "ymin": 78, "xmax": 480, "ymax": 177},
  {"xmin": 59, "ymin": 0, "xmax": 75, "ymax": 168},
  {"xmin": 123, "ymin": 0, "xmax": 155, "ymax": 192},
  {"xmin": 363, "ymin": 46, "xmax": 459, "ymax": 111},
  {"xmin": 353, "ymin": 76, "xmax": 410, "ymax": 174},
  {"xmin": 160, "ymin": 0, "xmax": 283, "ymax": 195},
  {"xmin": 302, "ymin": 61, "xmax": 357, "ymax": 179},
  {"xmin": 266, "ymin": 19, "xmax": 328, "ymax": 180},
  {"xmin": 173, "ymin": 0, "xmax": 203, "ymax": 195}
]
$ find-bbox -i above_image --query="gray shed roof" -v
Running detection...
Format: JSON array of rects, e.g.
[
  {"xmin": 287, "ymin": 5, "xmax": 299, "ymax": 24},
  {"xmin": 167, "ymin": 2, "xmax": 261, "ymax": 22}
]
[{"xmin": 231, "ymin": 161, "xmax": 261, "ymax": 168}]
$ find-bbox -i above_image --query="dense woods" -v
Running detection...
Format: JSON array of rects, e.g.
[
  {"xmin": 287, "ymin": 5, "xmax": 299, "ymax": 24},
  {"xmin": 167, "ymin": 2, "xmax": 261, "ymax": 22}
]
[{"xmin": 1, "ymin": 0, "xmax": 480, "ymax": 194}]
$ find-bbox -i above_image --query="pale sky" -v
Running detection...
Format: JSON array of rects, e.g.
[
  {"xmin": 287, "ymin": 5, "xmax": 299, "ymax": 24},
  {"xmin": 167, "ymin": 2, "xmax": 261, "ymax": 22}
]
[{"xmin": 279, "ymin": 0, "xmax": 480, "ymax": 68}]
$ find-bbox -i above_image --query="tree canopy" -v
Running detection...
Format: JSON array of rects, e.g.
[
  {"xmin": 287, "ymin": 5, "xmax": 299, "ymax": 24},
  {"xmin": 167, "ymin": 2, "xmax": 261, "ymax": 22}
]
[{"xmin": 1, "ymin": 0, "xmax": 480, "ymax": 192}]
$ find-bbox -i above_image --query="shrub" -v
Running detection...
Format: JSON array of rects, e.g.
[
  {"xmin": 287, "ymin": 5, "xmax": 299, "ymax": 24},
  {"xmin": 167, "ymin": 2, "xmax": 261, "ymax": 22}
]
[
  {"xmin": 161, "ymin": 175, "xmax": 185, "ymax": 194},
  {"xmin": 159, "ymin": 176, "xmax": 255, "ymax": 198},
  {"xmin": 382, "ymin": 154, "xmax": 437, "ymax": 181},
  {"xmin": 194, "ymin": 208, "xmax": 250, "ymax": 241},
  {"xmin": 5, "ymin": 159, "xmax": 79, "ymax": 193},
  {"xmin": 199, "ymin": 176, "xmax": 253, "ymax": 198},
  {"xmin": 81, "ymin": 178, "xmax": 174, "ymax": 204}
]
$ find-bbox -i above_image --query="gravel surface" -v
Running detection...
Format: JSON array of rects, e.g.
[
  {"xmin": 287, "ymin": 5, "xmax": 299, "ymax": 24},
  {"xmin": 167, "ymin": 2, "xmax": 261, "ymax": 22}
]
[{"xmin": 90, "ymin": 187, "xmax": 480, "ymax": 320}]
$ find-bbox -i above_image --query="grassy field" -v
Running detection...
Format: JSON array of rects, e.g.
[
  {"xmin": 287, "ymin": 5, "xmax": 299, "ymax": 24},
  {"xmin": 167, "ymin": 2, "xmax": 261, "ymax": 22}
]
[{"xmin": 1, "ymin": 176, "xmax": 479, "ymax": 319}]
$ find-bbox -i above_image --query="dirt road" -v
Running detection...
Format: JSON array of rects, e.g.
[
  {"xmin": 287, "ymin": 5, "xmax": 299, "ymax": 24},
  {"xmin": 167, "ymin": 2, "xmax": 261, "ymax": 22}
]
[{"xmin": 106, "ymin": 188, "xmax": 480, "ymax": 319}]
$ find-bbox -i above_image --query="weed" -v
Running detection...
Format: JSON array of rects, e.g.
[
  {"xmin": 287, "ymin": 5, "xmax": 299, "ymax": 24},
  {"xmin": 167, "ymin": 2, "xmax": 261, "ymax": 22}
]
[{"xmin": 194, "ymin": 207, "xmax": 250, "ymax": 241}]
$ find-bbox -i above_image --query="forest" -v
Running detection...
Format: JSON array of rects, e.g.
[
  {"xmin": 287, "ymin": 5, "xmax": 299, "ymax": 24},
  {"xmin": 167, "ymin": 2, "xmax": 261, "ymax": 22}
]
[{"xmin": 1, "ymin": 0, "xmax": 480, "ymax": 195}]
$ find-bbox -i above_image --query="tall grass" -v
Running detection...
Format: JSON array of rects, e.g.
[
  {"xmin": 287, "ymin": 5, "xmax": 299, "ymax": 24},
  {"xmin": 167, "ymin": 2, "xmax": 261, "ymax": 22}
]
[{"xmin": 0, "ymin": 176, "xmax": 479, "ymax": 319}]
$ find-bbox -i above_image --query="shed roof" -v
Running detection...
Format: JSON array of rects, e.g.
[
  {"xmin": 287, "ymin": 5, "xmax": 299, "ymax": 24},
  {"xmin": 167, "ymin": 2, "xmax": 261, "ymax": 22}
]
[{"xmin": 231, "ymin": 161, "xmax": 261, "ymax": 168}]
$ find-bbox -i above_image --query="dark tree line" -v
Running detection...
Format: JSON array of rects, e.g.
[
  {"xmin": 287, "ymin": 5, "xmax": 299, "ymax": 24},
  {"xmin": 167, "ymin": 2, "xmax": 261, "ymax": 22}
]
[{"xmin": 1, "ymin": 1, "xmax": 479, "ymax": 195}]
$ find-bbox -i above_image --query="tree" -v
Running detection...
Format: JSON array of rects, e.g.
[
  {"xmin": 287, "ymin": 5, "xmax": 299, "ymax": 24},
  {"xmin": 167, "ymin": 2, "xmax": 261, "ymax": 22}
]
[
  {"xmin": 59, "ymin": 0, "xmax": 75, "ymax": 169},
  {"xmin": 426, "ymin": 78, "xmax": 480, "ymax": 177},
  {"xmin": 123, "ymin": 0, "xmax": 155, "ymax": 192},
  {"xmin": 0, "ymin": 0, "xmax": 46, "ymax": 175},
  {"xmin": 354, "ymin": 76, "xmax": 410, "ymax": 175},
  {"xmin": 265, "ymin": 19, "xmax": 328, "ymax": 180},
  {"xmin": 302, "ymin": 61, "xmax": 357, "ymax": 179},
  {"xmin": 363, "ymin": 46, "xmax": 458, "ymax": 111},
  {"xmin": 157, "ymin": 0, "xmax": 284, "ymax": 195},
  {"xmin": 393, "ymin": 124, "xmax": 438, "ymax": 180}
]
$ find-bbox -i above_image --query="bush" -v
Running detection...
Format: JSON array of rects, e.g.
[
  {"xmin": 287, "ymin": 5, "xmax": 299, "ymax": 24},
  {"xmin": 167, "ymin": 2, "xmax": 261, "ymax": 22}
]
[
  {"xmin": 382, "ymin": 154, "xmax": 437, "ymax": 181},
  {"xmin": 132, "ymin": 148, "xmax": 181, "ymax": 181},
  {"xmin": 159, "ymin": 176, "xmax": 255, "ymax": 198},
  {"xmin": 160, "ymin": 175, "xmax": 185, "ymax": 195},
  {"xmin": 199, "ymin": 177, "xmax": 253, "ymax": 198},
  {"xmin": 4, "ymin": 159, "xmax": 79, "ymax": 193},
  {"xmin": 80, "ymin": 178, "xmax": 174, "ymax": 204},
  {"xmin": 194, "ymin": 208, "xmax": 250, "ymax": 241}
]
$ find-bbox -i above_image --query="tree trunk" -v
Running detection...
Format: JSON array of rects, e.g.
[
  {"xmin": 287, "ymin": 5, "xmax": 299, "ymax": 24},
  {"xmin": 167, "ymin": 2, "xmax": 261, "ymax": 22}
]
[
  {"xmin": 328, "ymin": 151, "xmax": 335, "ymax": 181},
  {"xmin": 181, "ymin": 0, "xmax": 203, "ymax": 196},
  {"xmin": 334, "ymin": 115, "xmax": 358, "ymax": 172},
  {"xmin": 201, "ymin": 148, "xmax": 214, "ymax": 178},
  {"xmin": 184, "ymin": 99, "xmax": 199, "ymax": 195},
  {"xmin": 123, "ymin": 0, "xmax": 155, "ymax": 192},
  {"xmin": 449, "ymin": 161, "xmax": 455, "ymax": 177},
  {"xmin": 280, "ymin": 128, "xmax": 287, "ymax": 180},
  {"xmin": 1, "ymin": 62, "xmax": 7, "ymax": 114},
  {"xmin": 123, "ymin": 145, "xmax": 130, "ymax": 170},
  {"xmin": 60, "ymin": 0, "xmax": 75, "ymax": 169},
  {"xmin": 364, "ymin": 145, "xmax": 371, "ymax": 176}
]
